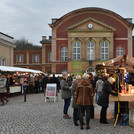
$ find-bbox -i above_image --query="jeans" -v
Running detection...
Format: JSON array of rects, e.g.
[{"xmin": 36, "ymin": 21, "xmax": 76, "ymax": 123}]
[
  {"xmin": 100, "ymin": 106, "xmax": 107, "ymax": 122},
  {"xmin": 79, "ymin": 105, "xmax": 90, "ymax": 126},
  {"xmin": 64, "ymin": 98, "xmax": 71, "ymax": 115},
  {"xmin": 96, "ymin": 92, "xmax": 101, "ymax": 103}
]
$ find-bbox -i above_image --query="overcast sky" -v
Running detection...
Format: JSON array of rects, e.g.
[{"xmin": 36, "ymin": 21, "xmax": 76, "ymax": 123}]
[{"xmin": 0, "ymin": 0, "xmax": 134, "ymax": 46}]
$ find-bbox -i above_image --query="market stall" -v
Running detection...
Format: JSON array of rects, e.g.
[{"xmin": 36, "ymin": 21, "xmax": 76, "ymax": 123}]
[
  {"xmin": 97, "ymin": 55, "xmax": 134, "ymax": 127},
  {"xmin": 0, "ymin": 66, "xmax": 44, "ymax": 94}
]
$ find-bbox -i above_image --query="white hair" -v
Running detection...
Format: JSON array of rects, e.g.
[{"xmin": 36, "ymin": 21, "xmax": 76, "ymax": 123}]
[
  {"xmin": 62, "ymin": 72, "xmax": 68, "ymax": 78},
  {"xmin": 108, "ymin": 77, "xmax": 115, "ymax": 84},
  {"xmin": 75, "ymin": 75, "xmax": 81, "ymax": 80},
  {"xmin": 82, "ymin": 73, "xmax": 89, "ymax": 79}
]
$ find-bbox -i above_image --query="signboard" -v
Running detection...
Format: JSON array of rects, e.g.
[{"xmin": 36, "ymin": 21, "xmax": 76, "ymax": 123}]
[{"xmin": 45, "ymin": 83, "xmax": 57, "ymax": 102}]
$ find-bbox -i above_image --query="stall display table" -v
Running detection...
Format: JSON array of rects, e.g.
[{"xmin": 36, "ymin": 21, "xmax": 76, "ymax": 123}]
[
  {"xmin": 110, "ymin": 93, "xmax": 134, "ymax": 127},
  {"xmin": 109, "ymin": 94, "xmax": 134, "ymax": 102},
  {"xmin": 9, "ymin": 86, "xmax": 21, "ymax": 94}
]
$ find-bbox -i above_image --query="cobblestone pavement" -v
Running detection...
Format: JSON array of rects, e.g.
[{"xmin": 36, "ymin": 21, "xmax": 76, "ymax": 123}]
[{"xmin": 0, "ymin": 93, "xmax": 134, "ymax": 134}]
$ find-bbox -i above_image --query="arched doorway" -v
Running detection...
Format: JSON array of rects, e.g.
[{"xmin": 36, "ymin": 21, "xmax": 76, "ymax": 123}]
[{"xmin": 86, "ymin": 67, "xmax": 96, "ymax": 76}]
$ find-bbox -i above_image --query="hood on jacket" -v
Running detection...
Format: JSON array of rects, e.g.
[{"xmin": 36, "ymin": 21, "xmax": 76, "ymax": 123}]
[
  {"xmin": 103, "ymin": 80, "xmax": 111, "ymax": 87},
  {"xmin": 72, "ymin": 79, "xmax": 80, "ymax": 85},
  {"xmin": 77, "ymin": 79, "xmax": 90, "ymax": 86}
]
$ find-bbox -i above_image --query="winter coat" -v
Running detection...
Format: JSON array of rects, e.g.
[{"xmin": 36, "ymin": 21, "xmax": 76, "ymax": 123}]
[
  {"xmin": 60, "ymin": 78, "xmax": 71, "ymax": 99},
  {"xmin": 42, "ymin": 76, "xmax": 48, "ymax": 89},
  {"xmin": 98, "ymin": 80, "xmax": 118, "ymax": 108},
  {"xmin": 0, "ymin": 77, "xmax": 7, "ymax": 93},
  {"xmin": 75, "ymin": 79, "xmax": 94, "ymax": 106},
  {"xmin": 71, "ymin": 79, "xmax": 79, "ymax": 108},
  {"xmin": 95, "ymin": 79, "xmax": 104, "ymax": 92}
]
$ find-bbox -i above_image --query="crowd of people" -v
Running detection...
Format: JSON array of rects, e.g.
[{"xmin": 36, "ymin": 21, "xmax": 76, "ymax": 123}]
[
  {"xmin": 60, "ymin": 72, "xmax": 118, "ymax": 130},
  {"xmin": 0, "ymin": 71, "xmax": 118, "ymax": 129}
]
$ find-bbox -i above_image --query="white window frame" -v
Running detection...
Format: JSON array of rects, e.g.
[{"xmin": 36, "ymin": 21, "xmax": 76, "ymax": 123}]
[
  {"xmin": 33, "ymin": 55, "xmax": 39, "ymax": 63},
  {"xmin": 117, "ymin": 46, "xmax": 124, "ymax": 57},
  {"xmin": 101, "ymin": 41, "xmax": 109, "ymax": 60},
  {"xmin": 87, "ymin": 41, "xmax": 95, "ymax": 60},
  {"xmin": 1, "ymin": 57, "xmax": 6, "ymax": 66},
  {"xmin": 73, "ymin": 41, "xmax": 81, "ymax": 60},
  {"xmin": 17, "ymin": 55, "xmax": 23, "ymax": 63},
  {"xmin": 60, "ymin": 47, "xmax": 68, "ymax": 62}
]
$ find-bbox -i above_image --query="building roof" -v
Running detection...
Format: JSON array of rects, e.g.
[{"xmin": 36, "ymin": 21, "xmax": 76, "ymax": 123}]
[
  {"xmin": 0, "ymin": 32, "xmax": 14, "ymax": 39},
  {"xmin": 15, "ymin": 44, "xmax": 42, "ymax": 50},
  {"xmin": 49, "ymin": 7, "xmax": 134, "ymax": 27},
  {"xmin": 0, "ymin": 32, "xmax": 16, "ymax": 48}
]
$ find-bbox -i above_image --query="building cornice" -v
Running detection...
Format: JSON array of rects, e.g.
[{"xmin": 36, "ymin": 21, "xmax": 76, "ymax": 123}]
[{"xmin": 0, "ymin": 39, "xmax": 16, "ymax": 48}]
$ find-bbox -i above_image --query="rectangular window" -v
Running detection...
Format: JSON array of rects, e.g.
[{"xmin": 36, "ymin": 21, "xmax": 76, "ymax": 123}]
[
  {"xmin": 33, "ymin": 55, "xmax": 39, "ymax": 63},
  {"xmin": 17, "ymin": 55, "xmax": 23, "ymax": 63},
  {"xmin": 1, "ymin": 57, "xmax": 6, "ymax": 66},
  {"xmin": 49, "ymin": 52, "xmax": 52, "ymax": 62}
]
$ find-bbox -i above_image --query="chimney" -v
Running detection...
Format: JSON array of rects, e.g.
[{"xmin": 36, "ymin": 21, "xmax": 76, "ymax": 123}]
[
  {"xmin": 42, "ymin": 36, "xmax": 46, "ymax": 40},
  {"xmin": 49, "ymin": 36, "xmax": 52, "ymax": 40}
]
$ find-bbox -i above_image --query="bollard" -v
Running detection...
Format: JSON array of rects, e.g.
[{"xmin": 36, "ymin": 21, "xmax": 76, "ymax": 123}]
[{"xmin": 23, "ymin": 85, "xmax": 27, "ymax": 102}]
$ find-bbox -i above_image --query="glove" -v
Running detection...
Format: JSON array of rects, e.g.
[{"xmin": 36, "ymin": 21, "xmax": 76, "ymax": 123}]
[{"xmin": 69, "ymin": 86, "xmax": 72, "ymax": 90}]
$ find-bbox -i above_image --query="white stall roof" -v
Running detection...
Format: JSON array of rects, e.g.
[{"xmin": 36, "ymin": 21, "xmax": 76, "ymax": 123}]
[{"xmin": 0, "ymin": 66, "xmax": 43, "ymax": 74}]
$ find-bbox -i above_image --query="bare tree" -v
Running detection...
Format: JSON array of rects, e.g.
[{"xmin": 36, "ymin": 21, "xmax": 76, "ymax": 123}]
[{"xmin": 14, "ymin": 37, "xmax": 41, "ymax": 50}]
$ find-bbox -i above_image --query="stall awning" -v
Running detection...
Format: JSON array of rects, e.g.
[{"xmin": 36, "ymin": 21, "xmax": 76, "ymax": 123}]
[
  {"xmin": 0, "ymin": 66, "xmax": 44, "ymax": 74},
  {"xmin": 96, "ymin": 55, "xmax": 134, "ymax": 73}
]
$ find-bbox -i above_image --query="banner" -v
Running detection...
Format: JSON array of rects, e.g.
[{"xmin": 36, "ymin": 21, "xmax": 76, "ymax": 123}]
[{"xmin": 46, "ymin": 83, "xmax": 56, "ymax": 97}]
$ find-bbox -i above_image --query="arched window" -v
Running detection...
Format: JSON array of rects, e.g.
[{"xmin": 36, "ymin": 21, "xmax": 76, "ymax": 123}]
[
  {"xmin": 60, "ymin": 47, "xmax": 68, "ymax": 62},
  {"xmin": 86, "ymin": 67, "xmax": 95, "ymax": 76},
  {"xmin": 117, "ymin": 46, "xmax": 124, "ymax": 57},
  {"xmin": 87, "ymin": 41, "xmax": 95, "ymax": 60},
  {"xmin": 73, "ymin": 41, "xmax": 81, "ymax": 60},
  {"xmin": 101, "ymin": 41, "xmax": 109, "ymax": 60}
]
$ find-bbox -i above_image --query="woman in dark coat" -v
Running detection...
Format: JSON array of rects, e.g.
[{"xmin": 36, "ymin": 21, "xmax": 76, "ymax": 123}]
[
  {"xmin": 98, "ymin": 77, "xmax": 118, "ymax": 124},
  {"xmin": 71, "ymin": 75, "xmax": 81, "ymax": 126},
  {"xmin": 60, "ymin": 72, "xmax": 71, "ymax": 119}
]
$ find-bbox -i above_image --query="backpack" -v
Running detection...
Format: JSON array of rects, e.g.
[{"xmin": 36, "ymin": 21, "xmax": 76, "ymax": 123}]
[
  {"xmin": 96, "ymin": 80, "xmax": 104, "ymax": 92},
  {"xmin": 120, "ymin": 113, "xmax": 129, "ymax": 126}
]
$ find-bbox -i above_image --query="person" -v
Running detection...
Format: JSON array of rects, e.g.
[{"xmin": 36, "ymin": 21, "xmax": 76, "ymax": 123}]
[
  {"xmin": 87, "ymin": 72, "xmax": 95, "ymax": 119},
  {"xmin": 98, "ymin": 77, "xmax": 118, "ymax": 124},
  {"xmin": 95, "ymin": 74, "xmax": 104, "ymax": 103},
  {"xmin": 34, "ymin": 76, "xmax": 39, "ymax": 93},
  {"xmin": 38, "ymin": 75, "xmax": 42, "ymax": 93},
  {"xmin": 75, "ymin": 73, "xmax": 94, "ymax": 129},
  {"xmin": 101, "ymin": 71, "xmax": 107, "ymax": 82},
  {"xmin": 60, "ymin": 72, "xmax": 71, "ymax": 119},
  {"xmin": 71, "ymin": 75, "xmax": 81, "ymax": 126},
  {"xmin": 42, "ymin": 74, "xmax": 49, "ymax": 94},
  {"xmin": 67, "ymin": 75, "xmax": 73, "ymax": 87},
  {"xmin": 50, "ymin": 74, "xmax": 59, "ymax": 95},
  {"xmin": 0, "ymin": 74, "xmax": 9, "ymax": 105}
]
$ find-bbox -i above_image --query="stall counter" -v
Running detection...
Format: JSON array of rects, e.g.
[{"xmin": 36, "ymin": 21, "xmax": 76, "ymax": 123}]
[
  {"xmin": 9, "ymin": 86, "xmax": 21, "ymax": 94},
  {"xmin": 109, "ymin": 93, "xmax": 134, "ymax": 102}
]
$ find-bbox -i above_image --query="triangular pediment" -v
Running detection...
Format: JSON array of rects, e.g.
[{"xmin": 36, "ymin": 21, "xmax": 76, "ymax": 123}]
[{"xmin": 67, "ymin": 17, "xmax": 116, "ymax": 32}]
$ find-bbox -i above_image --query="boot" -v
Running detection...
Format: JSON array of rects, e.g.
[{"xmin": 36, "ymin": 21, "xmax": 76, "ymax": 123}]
[
  {"xmin": 2, "ymin": 98, "xmax": 4, "ymax": 105},
  {"xmin": 80, "ymin": 125, "xmax": 83, "ymax": 130},
  {"xmin": 86, "ymin": 125, "xmax": 90, "ymax": 129},
  {"xmin": 4, "ymin": 97, "xmax": 9, "ymax": 103}
]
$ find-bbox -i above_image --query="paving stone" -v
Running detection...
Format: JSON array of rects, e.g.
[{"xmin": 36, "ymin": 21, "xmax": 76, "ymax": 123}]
[{"xmin": 0, "ymin": 93, "xmax": 134, "ymax": 134}]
